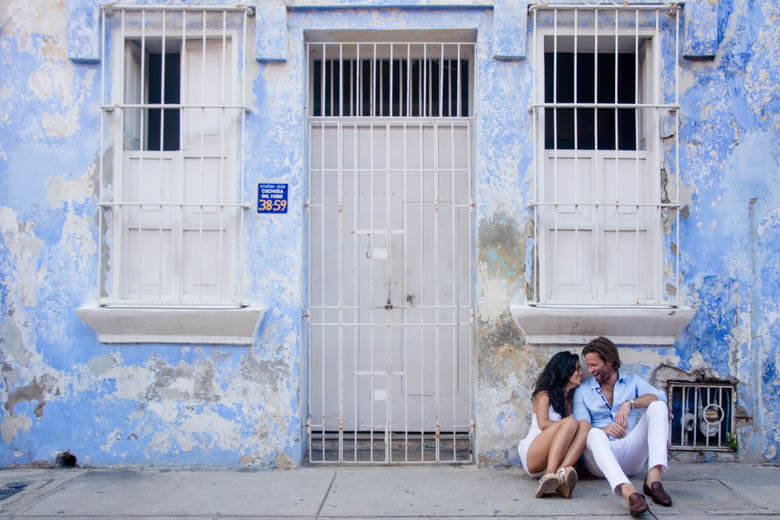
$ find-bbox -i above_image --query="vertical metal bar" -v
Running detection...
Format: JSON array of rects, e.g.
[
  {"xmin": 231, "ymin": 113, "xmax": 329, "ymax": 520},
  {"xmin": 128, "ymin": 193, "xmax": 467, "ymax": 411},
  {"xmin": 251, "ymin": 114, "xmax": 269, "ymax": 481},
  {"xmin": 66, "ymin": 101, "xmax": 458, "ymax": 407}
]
[
  {"xmin": 320, "ymin": 119, "xmax": 326, "ymax": 462},
  {"xmin": 423, "ymin": 44, "xmax": 427, "ymax": 117},
  {"xmin": 594, "ymin": 9, "xmax": 600, "ymax": 301},
  {"xmin": 693, "ymin": 386, "xmax": 700, "ymax": 447},
  {"xmin": 704, "ymin": 387, "xmax": 710, "ymax": 448},
  {"xmin": 403, "ymin": 120, "xmax": 409, "ymax": 462},
  {"xmin": 320, "ymin": 43, "xmax": 326, "ymax": 118},
  {"xmin": 533, "ymin": 9, "xmax": 539, "ymax": 303},
  {"xmin": 457, "ymin": 44, "xmax": 462, "ymax": 118},
  {"xmin": 178, "ymin": 9, "xmax": 186, "ymax": 304},
  {"xmin": 634, "ymin": 9, "xmax": 640, "ymax": 304},
  {"xmin": 614, "ymin": 8, "xmax": 619, "ymax": 304},
  {"xmin": 372, "ymin": 44, "xmax": 377, "ymax": 117},
  {"xmin": 434, "ymin": 117, "xmax": 441, "ymax": 463},
  {"xmin": 378, "ymin": 46, "xmax": 384, "ymax": 117},
  {"xmin": 156, "ymin": 9, "xmax": 166, "ymax": 303},
  {"xmin": 385, "ymin": 120, "xmax": 392, "ymax": 462},
  {"xmin": 466, "ymin": 52, "xmax": 474, "ymax": 460},
  {"xmin": 450, "ymin": 120, "xmax": 457, "ymax": 461},
  {"xmin": 419, "ymin": 119, "xmax": 425, "ymax": 461},
  {"xmin": 369, "ymin": 121, "xmax": 375, "ymax": 462},
  {"xmin": 438, "ymin": 44, "xmax": 444, "ymax": 118},
  {"xmin": 553, "ymin": 9, "xmax": 559, "ymax": 301},
  {"xmin": 390, "ymin": 44, "xmax": 394, "ymax": 117},
  {"xmin": 353, "ymin": 121, "xmax": 359, "ymax": 461},
  {"xmin": 330, "ymin": 52, "xmax": 335, "ymax": 117},
  {"xmin": 346, "ymin": 47, "xmax": 355, "ymax": 116},
  {"xmin": 306, "ymin": 44, "xmax": 313, "ymax": 464},
  {"xmin": 407, "ymin": 44, "xmax": 411, "ymax": 118},
  {"xmin": 217, "ymin": 9, "xmax": 226, "ymax": 304},
  {"xmin": 98, "ymin": 6, "xmax": 106, "ymax": 301},
  {"xmin": 338, "ymin": 118, "xmax": 344, "ymax": 462},
  {"xmin": 655, "ymin": 9, "xmax": 661, "ymax": 304},
  {"xmin": 339, "ymin": 44, "xmax": 343, "ymax": 118},
  {"xmin": 357, "ymin": 44, "xmax": 362, "ymax": 117},
  {"xmin": 675, "ymin": 9, "xmax": 681, "ymax": 306},
  {"xmin": 240, "ymin": 8, "xmax": 248, "ymax": 305},
  {"xmin": 137, "ymin": 8, "xmax": 146, "ymax": 301},
  {"xmin": 574, "ymin": 9, "xmax": 580, "ymax": 303},
  {"xmin": 197, "ymin": 9, "xmax": 207, "ymax": 303},
  {"xmin": 718, "ymin": 386, "xmax": 723, "ymax": 447}
]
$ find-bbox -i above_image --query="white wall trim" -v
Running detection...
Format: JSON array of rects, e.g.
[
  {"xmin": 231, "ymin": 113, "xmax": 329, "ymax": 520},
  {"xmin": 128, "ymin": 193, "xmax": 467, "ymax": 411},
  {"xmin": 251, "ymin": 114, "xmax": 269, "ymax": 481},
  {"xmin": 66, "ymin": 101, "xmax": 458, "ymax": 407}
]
[
  {"xmin": 510, "ymin": 304, "xmax": 696, "ymax": 345},
  {"xmin": 77, "ymin": 305, "xmax": 266, "ymax": 345}
]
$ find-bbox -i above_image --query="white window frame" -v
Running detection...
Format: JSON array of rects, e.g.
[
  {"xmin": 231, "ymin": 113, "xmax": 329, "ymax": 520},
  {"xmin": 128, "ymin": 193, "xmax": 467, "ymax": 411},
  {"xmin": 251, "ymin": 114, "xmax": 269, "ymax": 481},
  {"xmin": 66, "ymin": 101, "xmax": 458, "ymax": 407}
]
[
  {"xmin": 78, "ymin": 6, "xmax": 264, "ymax": 344},
  {"xmin": 512, "ymin": 4, "xmax": 694, "ymax": 345}
]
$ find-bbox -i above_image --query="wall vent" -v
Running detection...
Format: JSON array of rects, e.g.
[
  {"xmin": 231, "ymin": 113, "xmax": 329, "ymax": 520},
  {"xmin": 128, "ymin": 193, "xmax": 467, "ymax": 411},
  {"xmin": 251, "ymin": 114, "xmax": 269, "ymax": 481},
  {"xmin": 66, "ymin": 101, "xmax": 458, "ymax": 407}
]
[{"xmin": 668, "ymin": 381, "xmax": 736, "ymax": 451}]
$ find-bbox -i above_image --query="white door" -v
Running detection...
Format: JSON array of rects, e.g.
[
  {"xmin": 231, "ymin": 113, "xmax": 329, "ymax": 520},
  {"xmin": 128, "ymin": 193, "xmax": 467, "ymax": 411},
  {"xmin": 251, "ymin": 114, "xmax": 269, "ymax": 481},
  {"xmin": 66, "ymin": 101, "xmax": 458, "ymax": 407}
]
[{"xmin": 307, "ymin": 40, "xmax": 474, "ymax": 463}]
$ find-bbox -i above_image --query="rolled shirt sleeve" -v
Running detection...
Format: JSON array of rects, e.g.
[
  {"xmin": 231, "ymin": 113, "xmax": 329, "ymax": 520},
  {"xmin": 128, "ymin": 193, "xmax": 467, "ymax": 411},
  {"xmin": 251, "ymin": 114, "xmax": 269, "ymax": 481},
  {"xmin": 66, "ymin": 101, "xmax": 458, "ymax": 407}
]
[{"xmin": 631, "ymin": 374, "xmax": 667, "ymax": 403}]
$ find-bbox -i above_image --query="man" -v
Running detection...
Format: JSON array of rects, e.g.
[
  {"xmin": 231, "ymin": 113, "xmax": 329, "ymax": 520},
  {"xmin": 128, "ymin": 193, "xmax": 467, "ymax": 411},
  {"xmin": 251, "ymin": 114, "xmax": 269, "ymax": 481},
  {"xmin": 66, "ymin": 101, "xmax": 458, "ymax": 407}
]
[{"xmin": 573, "ymin": 337, "xmax": 672, "ymax": 517}]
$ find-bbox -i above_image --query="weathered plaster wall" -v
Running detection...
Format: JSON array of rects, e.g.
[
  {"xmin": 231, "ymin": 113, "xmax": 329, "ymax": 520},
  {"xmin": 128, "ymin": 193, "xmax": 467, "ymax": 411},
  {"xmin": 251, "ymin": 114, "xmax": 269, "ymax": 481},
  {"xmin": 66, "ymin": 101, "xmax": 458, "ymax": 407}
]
[
  {"xmin": 474, "ymin": 0, "xmax": 780, "ymax": 465},
  {"xmin": 1, "ymin": 0, "xmax": 779, "ymax": 468},
  {"xmin": 0, "ymin": 0, "xmax": 302, "ymax": 468}
]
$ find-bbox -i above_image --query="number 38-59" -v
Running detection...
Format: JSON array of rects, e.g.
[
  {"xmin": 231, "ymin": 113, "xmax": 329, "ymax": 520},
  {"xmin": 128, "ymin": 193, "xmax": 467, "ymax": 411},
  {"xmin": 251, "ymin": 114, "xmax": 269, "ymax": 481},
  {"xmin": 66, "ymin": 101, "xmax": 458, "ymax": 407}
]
[{"xmin": 260, "ymin": 199, "xmax": 287, "ymax": 212}]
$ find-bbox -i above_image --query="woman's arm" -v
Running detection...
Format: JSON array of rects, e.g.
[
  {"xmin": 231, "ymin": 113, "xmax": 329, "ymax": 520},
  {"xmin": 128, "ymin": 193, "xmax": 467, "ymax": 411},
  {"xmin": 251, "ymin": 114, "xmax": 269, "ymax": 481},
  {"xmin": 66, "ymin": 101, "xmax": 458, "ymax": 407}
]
[{"xmin": 533, "ymin": 392, "xmax": 557, "ymax": 430}]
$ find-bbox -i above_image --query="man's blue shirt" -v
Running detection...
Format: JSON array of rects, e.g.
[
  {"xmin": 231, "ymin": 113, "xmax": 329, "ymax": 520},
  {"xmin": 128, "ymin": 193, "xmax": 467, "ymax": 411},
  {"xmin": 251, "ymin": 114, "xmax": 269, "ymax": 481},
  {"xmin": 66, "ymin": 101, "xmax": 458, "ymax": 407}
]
[{"xmin": 573, "ymin": 373, "xmax": 666, "ymax": 438}]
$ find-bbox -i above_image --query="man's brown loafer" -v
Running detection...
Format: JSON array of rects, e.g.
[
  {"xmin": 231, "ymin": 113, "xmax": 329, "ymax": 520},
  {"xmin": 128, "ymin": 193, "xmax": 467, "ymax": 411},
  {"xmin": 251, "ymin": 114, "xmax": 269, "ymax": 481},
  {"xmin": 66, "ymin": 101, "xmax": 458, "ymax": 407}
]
[
  {"xmin": 628, "ymin": 492, "xmax": 649, "ymax": 517},
  {"xmin": 643, "ymin": 480, "xmax": 672, "ymax": 506}
]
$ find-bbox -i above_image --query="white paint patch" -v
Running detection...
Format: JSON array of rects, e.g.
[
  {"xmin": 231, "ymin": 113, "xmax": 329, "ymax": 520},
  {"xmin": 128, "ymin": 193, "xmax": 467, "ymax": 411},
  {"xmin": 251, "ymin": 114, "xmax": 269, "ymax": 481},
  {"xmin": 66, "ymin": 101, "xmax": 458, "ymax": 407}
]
[
  {"xmin": 478, "ymin": 277, "xmax": 511, "ymax": 321},
  {"xmin": 180, "ymin": 410, "xmax": 242, "ymax": 451},
  {"xmin": 619, "ymin": 347, "xmax": 680, "ymax": 368},
  {"xmin": 28, "ymin": 61, "xmax": 73, "ymax": 102},
  {"xmin": 46, "ymin": 166, "xmax": 94, "ymax": 209},
  {"xmin": 42, "ymin": 107, "xmax": 80, "ymax": 138},
  {"xmin": 0, "ymin": 206, "xmax": 44, "ymax": 307},
  {"xmin": 101, "ymin": 429, "xmax": 122, "ymax": 452},
  {"xmin": 758, "ymin": 207, "xmax": 780, "ymax": 237},
  {"xmin": 1, "ymin": 414, "xmax": 32, "ymax": 443},
  {"xmin": 59, "ymin": 213, "xmax": 97, "ymax": 268}
]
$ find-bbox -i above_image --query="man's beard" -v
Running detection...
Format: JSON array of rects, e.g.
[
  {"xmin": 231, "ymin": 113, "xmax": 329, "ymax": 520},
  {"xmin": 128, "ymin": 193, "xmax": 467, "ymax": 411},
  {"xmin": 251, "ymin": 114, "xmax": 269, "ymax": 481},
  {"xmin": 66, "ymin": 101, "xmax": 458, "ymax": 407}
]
[{"xmin": 593, "ymin": 367, "xmax": 612, "ymax": 384}]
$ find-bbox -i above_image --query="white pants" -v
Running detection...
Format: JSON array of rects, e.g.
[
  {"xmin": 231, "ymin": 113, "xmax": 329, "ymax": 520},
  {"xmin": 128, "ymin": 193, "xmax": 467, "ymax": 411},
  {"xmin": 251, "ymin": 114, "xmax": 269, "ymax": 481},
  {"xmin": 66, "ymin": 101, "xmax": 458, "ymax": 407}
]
[{"xmin": 582, "ymin": 400, "xmax": 669, "ymax": 497}]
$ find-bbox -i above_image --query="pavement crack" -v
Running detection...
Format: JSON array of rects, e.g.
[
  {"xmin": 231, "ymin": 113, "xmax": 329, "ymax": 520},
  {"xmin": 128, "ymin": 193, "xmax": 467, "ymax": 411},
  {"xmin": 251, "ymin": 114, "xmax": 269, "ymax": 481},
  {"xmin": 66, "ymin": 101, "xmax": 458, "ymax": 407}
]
[{"xmin": 316, "ymin": 469, "xmax": 338, "ymax": 519}]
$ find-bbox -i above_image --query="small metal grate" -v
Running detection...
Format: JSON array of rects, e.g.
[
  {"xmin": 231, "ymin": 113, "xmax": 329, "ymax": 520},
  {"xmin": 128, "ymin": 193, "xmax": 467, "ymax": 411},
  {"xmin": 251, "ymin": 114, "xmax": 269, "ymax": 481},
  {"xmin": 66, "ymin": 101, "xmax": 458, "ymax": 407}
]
[
  {"xmin": 0, "ymin": 481, "xmax": 29, "ymax": 502},
  {"xmin": 668, "ymin": 382, "xmax": 736, "ymax": 451}
]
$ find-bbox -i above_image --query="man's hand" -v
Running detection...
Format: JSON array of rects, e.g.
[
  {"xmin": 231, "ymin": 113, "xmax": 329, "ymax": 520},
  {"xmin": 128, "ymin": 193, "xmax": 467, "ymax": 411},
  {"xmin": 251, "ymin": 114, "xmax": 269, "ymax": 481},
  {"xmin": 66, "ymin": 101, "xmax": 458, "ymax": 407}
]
[
  {"xmin": 602, "ymin": 422, "xmax": 627, "ymax": 439},
  {"xmin": 614, "ymin": 400, "xmax": 631, "ymax": 430}
]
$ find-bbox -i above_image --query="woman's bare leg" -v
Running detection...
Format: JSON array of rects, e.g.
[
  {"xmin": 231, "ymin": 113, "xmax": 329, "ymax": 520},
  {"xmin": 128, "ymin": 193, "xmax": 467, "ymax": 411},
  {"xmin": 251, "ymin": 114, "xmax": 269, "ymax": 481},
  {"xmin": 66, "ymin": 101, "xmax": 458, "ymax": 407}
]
[
  {"xmin": 560, "ymin": 419, "xmax": 590, "ymax": 468},
  {"xmin": 543, "ymin": 417, "xmax": 578, "ymax": 474},
  {"xmin": 526, "ymin": 417, "xmax": 579, "ymax": 475}
]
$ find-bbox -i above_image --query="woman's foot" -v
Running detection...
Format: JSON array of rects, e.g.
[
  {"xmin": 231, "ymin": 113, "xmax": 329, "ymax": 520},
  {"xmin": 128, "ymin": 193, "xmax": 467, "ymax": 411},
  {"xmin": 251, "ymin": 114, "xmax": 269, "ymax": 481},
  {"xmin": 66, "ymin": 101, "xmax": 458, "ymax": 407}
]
[
  {"xmin": 535, "ymin": 472, "xmax": 561, "ymax": 498},
  {"xmin": 556, "ymin": 466, "xmax": 578, "ymax": 498}
]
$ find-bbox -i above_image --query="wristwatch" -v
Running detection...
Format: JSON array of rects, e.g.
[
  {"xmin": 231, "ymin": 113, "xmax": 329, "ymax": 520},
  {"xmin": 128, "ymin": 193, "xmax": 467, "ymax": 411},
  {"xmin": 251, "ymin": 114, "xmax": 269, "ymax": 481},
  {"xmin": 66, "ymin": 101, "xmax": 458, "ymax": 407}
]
[{"xmin": 627, "ymin": 399, "xmax": 635, "ymax": 409}]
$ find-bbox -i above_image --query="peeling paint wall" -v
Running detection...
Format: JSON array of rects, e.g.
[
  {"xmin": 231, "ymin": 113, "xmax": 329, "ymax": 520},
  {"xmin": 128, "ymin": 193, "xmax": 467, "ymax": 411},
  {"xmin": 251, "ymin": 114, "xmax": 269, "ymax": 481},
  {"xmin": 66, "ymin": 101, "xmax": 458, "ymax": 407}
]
[{"xmin": 1, "ymin": 0, "xmax": 779, "ymax": 468}]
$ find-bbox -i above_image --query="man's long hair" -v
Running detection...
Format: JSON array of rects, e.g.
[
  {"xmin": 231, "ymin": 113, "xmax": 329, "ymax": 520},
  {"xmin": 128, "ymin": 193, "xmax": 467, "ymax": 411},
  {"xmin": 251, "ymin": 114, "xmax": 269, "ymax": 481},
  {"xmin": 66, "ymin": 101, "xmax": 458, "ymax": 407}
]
[
  {"xmin": 582, "ymin": 336, "xmax": 621, "ymax": 371},
  {"xmin": 532, "ymin": 351, "xmax": 580, "ymax": 418}
]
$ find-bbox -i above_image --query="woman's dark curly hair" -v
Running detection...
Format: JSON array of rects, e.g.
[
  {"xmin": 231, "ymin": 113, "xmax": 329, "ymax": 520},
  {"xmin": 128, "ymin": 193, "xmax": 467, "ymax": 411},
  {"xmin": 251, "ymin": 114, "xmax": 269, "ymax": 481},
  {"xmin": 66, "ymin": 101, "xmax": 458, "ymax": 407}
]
[{"xmin": 532, "ymin": 351, "xmax": 580, "ymax": 418}]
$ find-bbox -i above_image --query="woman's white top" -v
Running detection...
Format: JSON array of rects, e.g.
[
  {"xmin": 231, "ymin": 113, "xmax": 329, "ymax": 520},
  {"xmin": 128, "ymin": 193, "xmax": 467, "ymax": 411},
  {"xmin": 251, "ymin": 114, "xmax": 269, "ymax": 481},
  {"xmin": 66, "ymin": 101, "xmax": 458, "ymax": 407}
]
[{"xmin": 517, "ymin": 404, "xmax": 562, "ymax": 477}]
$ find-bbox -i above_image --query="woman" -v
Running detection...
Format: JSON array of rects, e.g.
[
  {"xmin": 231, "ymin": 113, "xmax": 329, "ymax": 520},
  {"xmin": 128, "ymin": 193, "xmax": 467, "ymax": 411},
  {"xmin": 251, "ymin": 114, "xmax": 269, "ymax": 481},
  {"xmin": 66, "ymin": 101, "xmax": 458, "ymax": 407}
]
[{"xmin": 518, "ymin": 351, "xmax": 590, "ymax": 498}]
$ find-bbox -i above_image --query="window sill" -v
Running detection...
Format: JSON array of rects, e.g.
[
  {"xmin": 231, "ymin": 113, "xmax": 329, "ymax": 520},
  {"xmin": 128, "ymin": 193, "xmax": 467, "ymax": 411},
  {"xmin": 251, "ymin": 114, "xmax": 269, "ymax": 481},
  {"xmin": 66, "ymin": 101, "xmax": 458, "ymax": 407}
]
[
  {"xmin": 509, "ymin": 304, "xmax": 695, "ymax": 346},
  {"xmin": 76, "ymin": 304, "xmax": 267, "ymax": 345}
]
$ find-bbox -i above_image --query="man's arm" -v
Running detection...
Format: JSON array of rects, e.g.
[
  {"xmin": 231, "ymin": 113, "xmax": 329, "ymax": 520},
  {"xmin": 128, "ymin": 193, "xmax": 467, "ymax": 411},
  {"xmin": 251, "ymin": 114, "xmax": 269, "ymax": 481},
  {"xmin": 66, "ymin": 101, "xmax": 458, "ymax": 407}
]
[{"xmin": 613, "ymin": 375, "xmax": 666, "ymax": 430}]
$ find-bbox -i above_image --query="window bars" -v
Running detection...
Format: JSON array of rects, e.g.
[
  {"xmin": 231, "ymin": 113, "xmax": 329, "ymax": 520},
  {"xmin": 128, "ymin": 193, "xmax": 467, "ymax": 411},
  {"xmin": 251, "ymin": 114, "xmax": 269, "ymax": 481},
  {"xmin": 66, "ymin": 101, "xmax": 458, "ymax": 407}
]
[
  {"xmin": 668, "ymin": 382, "xmax": 736, "ymax": 451},
  {"xmin": 530, "ymin": 4, "xmax": 682, "ymax": 306},
  {"xmin": 98, "ymin": 5, "xmax": 252, "ymax": 306},
  {"xmin": 306, "ymin": 39, "xmax": 475, "ymax": 463}
]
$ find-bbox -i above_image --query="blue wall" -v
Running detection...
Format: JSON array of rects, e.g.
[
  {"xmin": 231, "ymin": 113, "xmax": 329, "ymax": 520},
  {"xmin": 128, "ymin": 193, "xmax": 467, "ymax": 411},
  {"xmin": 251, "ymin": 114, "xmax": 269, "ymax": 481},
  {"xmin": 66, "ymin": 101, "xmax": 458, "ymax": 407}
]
[{"xmin": 1, "ymin": 0, "xmax": 778, "ymax": 467}]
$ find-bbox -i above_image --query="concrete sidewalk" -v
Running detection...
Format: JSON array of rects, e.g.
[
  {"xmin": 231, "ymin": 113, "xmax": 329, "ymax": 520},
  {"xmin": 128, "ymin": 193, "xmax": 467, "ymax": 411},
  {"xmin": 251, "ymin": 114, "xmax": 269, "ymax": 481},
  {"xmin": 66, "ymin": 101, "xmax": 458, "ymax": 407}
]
[{"xmin": 1, "ymin": 463, "xmax": 779, "ymax": 519}]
